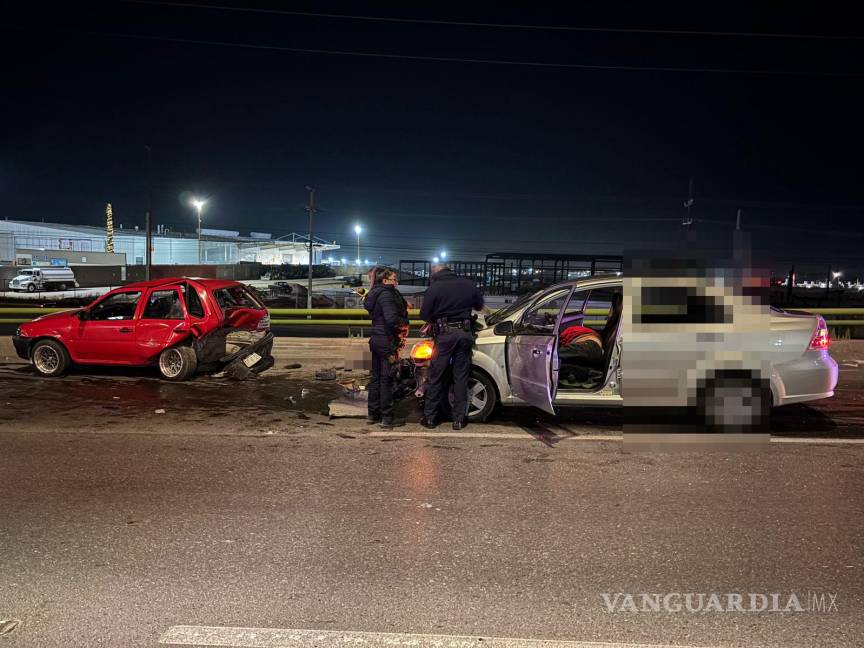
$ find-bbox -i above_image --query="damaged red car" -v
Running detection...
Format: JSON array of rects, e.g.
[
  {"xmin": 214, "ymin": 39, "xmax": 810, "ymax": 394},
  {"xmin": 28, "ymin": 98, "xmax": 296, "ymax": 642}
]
[{"xmin": 12, "ymin": 277, "xmax": 274, "ymax": 380}]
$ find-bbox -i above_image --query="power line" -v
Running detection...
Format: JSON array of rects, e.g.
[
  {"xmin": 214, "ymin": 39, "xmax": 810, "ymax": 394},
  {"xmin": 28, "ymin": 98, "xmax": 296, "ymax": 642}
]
[
  {"xmin": 122, "ymin": 0, "xmax": 864, "ymax": 41},
  {"xmin": 8, "ymin": 25, "xmax": 861, "ymax": 78}
]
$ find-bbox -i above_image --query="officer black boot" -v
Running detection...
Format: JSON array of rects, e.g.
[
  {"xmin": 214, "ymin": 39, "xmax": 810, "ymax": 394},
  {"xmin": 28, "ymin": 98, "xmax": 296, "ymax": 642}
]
[
  {"xmin": 366, "ymin": 414, "xmax": 382, "ymax": 424},
  {"xmin": 380, "ymin": 417, "xmax": 406, "ymax": 429},
  {"xmin": 419, "ymin": 416, "xmax": 437, "ymax": 429},
  {"xmin": 452, "ymin": 418, "xmax": 468, "ymax": 431}
]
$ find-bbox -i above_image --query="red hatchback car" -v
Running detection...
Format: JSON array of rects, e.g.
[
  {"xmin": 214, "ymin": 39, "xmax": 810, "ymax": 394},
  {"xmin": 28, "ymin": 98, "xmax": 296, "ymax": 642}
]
[{"xmin": 12, "ymin": 277, "xmax": 273, "ymax": 380}]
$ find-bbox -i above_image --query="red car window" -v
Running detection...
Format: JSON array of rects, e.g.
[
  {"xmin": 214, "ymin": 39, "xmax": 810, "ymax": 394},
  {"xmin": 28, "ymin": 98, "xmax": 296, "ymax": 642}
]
[
  {"xmin": 142, "ymin": 289, "xmax": 186, "ymax": 320},
  {"xmin": 182, "ymin": 283, "xmax": 206, "ymax": 318},
  {"xmin": 213, "ymin": 285, "xmax": 264, "ymax": 312},
  {"xmin": 89, "ymin": 291, "xmax": 142, "ymax": 321}
]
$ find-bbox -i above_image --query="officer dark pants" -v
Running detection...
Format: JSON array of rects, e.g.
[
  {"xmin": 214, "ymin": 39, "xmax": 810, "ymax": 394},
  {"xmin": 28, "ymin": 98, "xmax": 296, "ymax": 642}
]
[
  {"xmin": 424, "ymin": 330, "xmax": 474, "ymax": 422},
  {"xmin": 367, "ymin": 335, "xmax": 396, "ymax": 420}
]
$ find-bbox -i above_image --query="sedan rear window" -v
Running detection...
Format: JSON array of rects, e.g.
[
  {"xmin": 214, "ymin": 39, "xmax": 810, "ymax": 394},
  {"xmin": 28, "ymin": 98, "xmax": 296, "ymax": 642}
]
[{"xmin": 637, "ymin": 287, "xmax": 730, "ymax": 324}]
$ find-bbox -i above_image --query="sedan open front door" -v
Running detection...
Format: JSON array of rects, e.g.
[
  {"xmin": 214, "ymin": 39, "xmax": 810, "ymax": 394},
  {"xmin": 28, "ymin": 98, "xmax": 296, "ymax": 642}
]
[
  {"xmin": 507, "ymin": 335, "xmax": 559, "ymax": 415},
  {"xmin": 505, "ymin": 287, "xmax": 570, "ymax": 415}
]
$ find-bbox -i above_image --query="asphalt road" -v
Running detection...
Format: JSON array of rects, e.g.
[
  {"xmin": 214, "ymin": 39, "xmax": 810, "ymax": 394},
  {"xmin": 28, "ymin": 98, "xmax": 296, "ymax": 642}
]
[
  {"xmin": 1, "ymin": 427, "xmax": 862, "ymax": 648},
  {"xmin": 1, "ymin": 343, "xmax": 863, "ymax": 647}
]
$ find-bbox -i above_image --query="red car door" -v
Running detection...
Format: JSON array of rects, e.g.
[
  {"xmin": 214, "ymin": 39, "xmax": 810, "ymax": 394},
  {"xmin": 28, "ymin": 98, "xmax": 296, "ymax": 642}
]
[
  {"xmin": 134, "ymin": 287, "xmax": 190, "ymax": 363},
  {"xmin": 70, "ymin": 290, "xmax": 143, "ymax": 363}
]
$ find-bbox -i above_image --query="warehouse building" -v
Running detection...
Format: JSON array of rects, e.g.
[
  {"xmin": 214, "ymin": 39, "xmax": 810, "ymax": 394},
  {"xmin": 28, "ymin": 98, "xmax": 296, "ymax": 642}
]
[{"xmin": 0, "ymin": 220, "xmax": 339, "ymax": 266}]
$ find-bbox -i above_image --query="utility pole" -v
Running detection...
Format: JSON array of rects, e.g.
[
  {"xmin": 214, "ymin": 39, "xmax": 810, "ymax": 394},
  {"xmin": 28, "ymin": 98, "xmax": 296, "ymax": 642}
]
[
  {"xmin": 144, "ymin": 145, "xmax": 153, "ymax": 280},
  {"xmin": 305, "ymin": 186, "xmax": 317, "ymax": 311},
  {"xmin": 682, "ymin": 176, "xmax": 694, "ymax": 229}
]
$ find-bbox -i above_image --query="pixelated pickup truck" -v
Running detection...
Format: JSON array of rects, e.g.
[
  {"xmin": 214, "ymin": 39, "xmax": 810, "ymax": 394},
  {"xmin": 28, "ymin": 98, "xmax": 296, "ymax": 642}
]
[
  {"xmin": 12, "ymin": 277, "xmax": 273, "ymax": 381},
  {"xmin": 410, "ymin": 274, "xmax": 837, "ymax": 429}
]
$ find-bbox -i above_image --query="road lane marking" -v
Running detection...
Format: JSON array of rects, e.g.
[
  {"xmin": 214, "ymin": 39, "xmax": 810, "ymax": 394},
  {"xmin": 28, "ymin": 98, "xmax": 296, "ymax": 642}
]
[
  {"xmin": 369, "ymin": 431, "xmax": 622, "ymax": 440},
  {"xmin": 159, "ymin": 626, "xmax": 716, "ymax": 648},
  {"xmin": 368, "ymin": 431, "xmax": 864, "ymax": 445},
  {"xmin": 770, "ymin": 437, "xmax": 864, "ymax": 444}
]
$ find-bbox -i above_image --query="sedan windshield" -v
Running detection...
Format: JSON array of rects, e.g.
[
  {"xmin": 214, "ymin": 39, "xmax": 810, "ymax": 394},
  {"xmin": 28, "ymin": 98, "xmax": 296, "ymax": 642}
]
[{"xmin": 485, "ymin": 292, "xmax": 535, "ymax": 325}]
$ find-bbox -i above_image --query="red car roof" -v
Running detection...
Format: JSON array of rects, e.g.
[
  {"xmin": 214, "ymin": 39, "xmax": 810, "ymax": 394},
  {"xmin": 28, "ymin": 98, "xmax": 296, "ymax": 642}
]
[{"xmin": 119, "ymin": 276, "xmax": 246, "ymax": 291}]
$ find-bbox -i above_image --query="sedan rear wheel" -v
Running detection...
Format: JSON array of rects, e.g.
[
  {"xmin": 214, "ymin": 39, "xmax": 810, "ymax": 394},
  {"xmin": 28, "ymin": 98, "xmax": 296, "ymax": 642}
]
[
  {"xmin": 701, "ymin": 373, "xmax": 771, "ymax": 432},
  {"xmin": 158, "ymin": 346, "xmax": 198, "ymax": 381}
]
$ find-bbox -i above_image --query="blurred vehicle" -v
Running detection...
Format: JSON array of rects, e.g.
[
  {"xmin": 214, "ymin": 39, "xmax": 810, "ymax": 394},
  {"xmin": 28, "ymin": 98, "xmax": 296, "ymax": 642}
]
[
  {"xmin": 410, "ymin": 275, "xmax": 838, "ymax": 426},
  {"xmin": 12, "ymin": 277, "xmax": 273, "ymax": 381},
  {"xmin": 8, "ymin": 267, "xmax": 78, "ymax": 292}
]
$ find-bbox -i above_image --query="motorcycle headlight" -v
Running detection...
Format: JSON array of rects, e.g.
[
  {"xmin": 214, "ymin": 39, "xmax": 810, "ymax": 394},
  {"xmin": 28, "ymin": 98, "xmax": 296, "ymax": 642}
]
[{"xmin": 410, "ymin": 340, "xmax": 435, "ymax": 361}]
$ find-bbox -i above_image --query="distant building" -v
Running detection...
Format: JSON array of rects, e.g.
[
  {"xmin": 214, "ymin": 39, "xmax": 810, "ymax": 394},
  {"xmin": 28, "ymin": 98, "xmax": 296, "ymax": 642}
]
[{"xmin": 0, "ymin": 220, "xmax": 339, "ymax": 266}]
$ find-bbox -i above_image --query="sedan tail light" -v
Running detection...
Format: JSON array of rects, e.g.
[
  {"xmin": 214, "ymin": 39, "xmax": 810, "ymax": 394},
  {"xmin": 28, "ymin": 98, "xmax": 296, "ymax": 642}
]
[
  {"xmin": 808, "ymin": 316, "xmax": 830, "ymax": 350},
  {"xmin": 257, "ymin": 314, "xmax": 271, "ymax": 331}
]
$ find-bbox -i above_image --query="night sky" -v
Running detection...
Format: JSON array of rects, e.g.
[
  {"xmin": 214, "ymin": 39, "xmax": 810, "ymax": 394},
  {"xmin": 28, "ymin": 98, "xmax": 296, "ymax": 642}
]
[{"xmin": 3, "ymin": 2, "xmax": 863, "ymax": 276}]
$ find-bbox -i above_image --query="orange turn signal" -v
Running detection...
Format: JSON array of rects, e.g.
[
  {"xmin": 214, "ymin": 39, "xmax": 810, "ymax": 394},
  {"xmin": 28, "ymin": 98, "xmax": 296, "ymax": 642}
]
[{"xmin": 410, "ymin": 340, "xmax": 435, "ymax": 361}]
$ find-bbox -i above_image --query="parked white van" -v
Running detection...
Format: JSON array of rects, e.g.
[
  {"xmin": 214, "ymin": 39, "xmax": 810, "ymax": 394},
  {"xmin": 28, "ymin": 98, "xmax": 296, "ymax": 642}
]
[{"xmin": 8, "ymin": 268, "xmax": 78, "ymax": 292}]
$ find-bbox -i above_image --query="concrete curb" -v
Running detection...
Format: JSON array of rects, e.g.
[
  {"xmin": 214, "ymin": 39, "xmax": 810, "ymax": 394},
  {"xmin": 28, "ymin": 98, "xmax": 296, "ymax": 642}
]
[{"xmin": 0, "ymin": 336, "xmax": 412, "ymax": 367}]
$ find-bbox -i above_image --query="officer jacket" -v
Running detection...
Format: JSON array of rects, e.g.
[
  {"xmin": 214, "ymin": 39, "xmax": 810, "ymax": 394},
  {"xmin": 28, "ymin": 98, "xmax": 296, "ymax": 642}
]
[
  {"xmin": 364, "ymin": 284, "xmax": 409, "ymax": 337},
  {"xmin": 419, "ymin": 269, "xmax": 484, "ymax": 323}
]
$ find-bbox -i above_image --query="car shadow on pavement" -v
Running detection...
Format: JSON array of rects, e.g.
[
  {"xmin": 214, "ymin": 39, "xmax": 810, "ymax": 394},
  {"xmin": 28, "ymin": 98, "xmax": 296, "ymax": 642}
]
[{"xmin": 771, "ymin": 404, "xmax": 847, "ymax": 437}]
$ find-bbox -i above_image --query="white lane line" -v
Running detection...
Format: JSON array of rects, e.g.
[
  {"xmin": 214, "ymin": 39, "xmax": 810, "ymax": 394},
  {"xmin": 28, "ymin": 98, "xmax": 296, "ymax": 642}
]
[
  {"xmin": 771, "ymin": 437, "xmax": 864, "ymax": 445},
  {"xmin": 159, "ymin": 625, "xmax": 716, "ymax": 648},
  {"xmin": 368, "ymin": 431, "xmax": 864, "ymax": 445},
  {"xmin": 368, "ymin": 431, "xmax": 621, "ymax": 440}
]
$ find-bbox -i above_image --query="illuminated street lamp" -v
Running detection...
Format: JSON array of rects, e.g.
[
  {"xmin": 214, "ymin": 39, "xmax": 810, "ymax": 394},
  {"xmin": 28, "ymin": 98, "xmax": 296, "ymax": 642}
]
[
  {"xmin": 432, "ymin": 256, "xmax": 440, "ymax": 264},
  {"xmin": 441, "ymin": 250, "xmax": 447, "ymax": 260},
  {"xmin": 191, "ymin": 198, "xmax": 207, "ymax": 264},
  {"xmin": 354, "ymin": 224, "xmax": 362, "ymax": 266}
]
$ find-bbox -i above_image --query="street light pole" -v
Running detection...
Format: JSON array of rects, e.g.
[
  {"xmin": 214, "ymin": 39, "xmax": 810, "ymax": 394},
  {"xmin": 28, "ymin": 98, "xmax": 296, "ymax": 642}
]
[
  {"xmin": 196, "ymin": 205, "xmax": 202, "ymax": 264},
  {"xmin": 191, "ymin": 198, "xmax": 206, "ymax": 265},
  {"xmin": 354, "ymin": 224, "xmax": 362, "ymax": 265},
  {"xmin": 306, "ymin": 187, "xmax": 317, "ymax": 311}
]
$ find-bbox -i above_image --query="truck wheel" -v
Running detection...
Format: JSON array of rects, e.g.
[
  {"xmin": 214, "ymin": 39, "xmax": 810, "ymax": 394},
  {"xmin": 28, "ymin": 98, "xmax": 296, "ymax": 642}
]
[
  {"xmin": 26, "ymin": 284, "xmax": 36, "ymax": 293},
  {"xmin": 158, "ymin": 346, "xmax": 198, "ymax": 381},
  {"xmin": 31, "ymin": 339, "xmax": 70, "ymax": 377}
]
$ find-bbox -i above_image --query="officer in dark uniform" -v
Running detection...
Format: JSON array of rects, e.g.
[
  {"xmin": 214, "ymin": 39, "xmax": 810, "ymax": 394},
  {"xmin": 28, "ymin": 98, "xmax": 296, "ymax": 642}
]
[
  {"xmin": 364, "ymin": 267, "xmax": 409, "ymax": 428},
  {"xmin": 419, "ymin": 263, "xmax": 484, "ymax": 430}
]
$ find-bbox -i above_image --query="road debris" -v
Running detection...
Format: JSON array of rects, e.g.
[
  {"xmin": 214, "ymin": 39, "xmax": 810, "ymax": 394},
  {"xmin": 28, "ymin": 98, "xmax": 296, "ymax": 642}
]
[
  {"xmin": 0, "ymin": 619, "xmax": 20, "ymax": 636},
  {"xmin": 328, "ymin": 388, "xmax": 369, "ymax": 418},
  {"xmin": 285, "ymin": 363, "xmax": 303, "ymax": 369},
  {"xmin": 154, "ymin": 409, "xmax": 166, "ymax": 414},
  {"xmin": 315, "ymin": 368, "xmax": 337, "ymax": 381}
]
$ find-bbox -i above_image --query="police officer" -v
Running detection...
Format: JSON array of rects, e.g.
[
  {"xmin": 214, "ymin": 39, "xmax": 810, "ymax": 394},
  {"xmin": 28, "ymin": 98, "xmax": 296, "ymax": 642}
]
[
  {"xmin": 364, "ymin": 266, "xmax": 409, "ymax": 428},
  {"xmin": 419, "ymin": 263, "xmax": 484, "ymax": 430}
]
